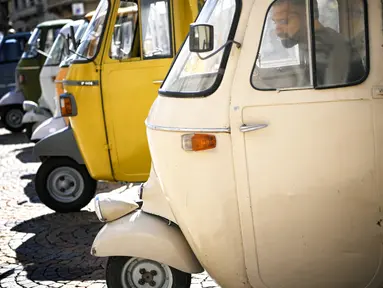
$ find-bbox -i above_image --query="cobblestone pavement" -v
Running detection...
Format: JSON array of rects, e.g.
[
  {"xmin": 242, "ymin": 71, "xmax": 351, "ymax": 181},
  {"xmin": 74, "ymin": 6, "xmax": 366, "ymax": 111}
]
[{"xmin": 0, "ymin": 127, "xmax": 219, "ymax": 288}]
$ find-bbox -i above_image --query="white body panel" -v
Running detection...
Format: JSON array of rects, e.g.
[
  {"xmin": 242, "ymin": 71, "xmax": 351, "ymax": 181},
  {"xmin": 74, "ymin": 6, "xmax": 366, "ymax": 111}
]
[{"xmin": 31, "ymin": 116, "xmax": 66, "ymax": 141}]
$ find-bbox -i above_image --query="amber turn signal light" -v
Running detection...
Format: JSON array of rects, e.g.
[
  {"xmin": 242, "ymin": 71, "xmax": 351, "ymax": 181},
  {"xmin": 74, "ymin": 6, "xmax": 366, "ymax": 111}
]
[
  {"xmin": 182, "ymin": 134, "xmax": 216, "ymax": 151},
  {"xmin": 60, "ymin": 97, "xmax": 73, "ymax": 116}
]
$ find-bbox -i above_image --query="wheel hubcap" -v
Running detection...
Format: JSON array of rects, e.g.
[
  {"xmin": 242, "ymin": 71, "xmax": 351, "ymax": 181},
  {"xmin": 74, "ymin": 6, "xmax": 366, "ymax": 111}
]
[
  {"xmin": 121, "ymin": 258, "xmax": 173, "ymax": 288},
  {"xmin": 5, "ymin": 109, "xmax": 23, "ymax": 128},
  {"xmin": 47, "ymin": 167, "xmax": 85, "ymax": 203}
]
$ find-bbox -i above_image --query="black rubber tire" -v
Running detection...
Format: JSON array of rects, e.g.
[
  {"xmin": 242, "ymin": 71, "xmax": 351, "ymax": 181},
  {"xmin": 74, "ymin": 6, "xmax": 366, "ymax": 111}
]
[
  {"xmin": 3, "ymin": 106, "xmax": 25, "ymax": 133},
  {"xmin": 106, "ymin": 256, "xmax": 191, "ymax": 288},
  {"xmin": 35, "ymin": 157, "xmax": 97, "ymax": 213}
]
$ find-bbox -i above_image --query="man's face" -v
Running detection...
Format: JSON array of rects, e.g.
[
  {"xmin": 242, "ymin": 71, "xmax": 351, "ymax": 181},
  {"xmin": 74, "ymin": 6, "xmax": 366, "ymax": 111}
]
[{"xmin": 272, "ymin": 1, "xmax": 305, "ymax": 47}]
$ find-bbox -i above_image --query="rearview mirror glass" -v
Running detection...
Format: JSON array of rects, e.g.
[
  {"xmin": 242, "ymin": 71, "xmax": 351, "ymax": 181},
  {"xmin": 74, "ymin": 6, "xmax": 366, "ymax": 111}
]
[{"xmin": 189, "ymin": 23, "xmax": 214, "ymax": 53}]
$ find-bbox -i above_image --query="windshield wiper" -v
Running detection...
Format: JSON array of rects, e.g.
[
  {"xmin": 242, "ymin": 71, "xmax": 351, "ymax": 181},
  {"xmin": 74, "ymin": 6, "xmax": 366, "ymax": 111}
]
[{"xmin": 69, "ymin": 49, "xmax": 91, "ymax": 61}]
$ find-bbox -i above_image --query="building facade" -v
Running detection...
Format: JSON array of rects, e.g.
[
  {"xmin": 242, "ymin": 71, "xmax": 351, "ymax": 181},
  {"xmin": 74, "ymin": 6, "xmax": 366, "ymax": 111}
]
[{"xmin": 8, "ymin": 0, "xmax": 98, "ymax": 32}]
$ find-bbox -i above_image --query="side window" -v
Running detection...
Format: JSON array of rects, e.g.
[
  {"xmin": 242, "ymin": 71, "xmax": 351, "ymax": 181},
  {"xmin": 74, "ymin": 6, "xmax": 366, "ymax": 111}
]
[
  {"xmin": 0, "ymin": 38, "xmax": 24, "ymax": 62},
  {"xmin": 44, "ymin": 28, "xmax": 61, "ymax": 54},
  {"xmin": 110, "ymin": 1, "xmax": 139, "ymax": 60},
  {"xmin": 141, "ymin": 0, "xmax": 172, "ymax": 59},
  {"xmin": 251, "ymin": 0, "xmax": 368, "ymax": 90}
]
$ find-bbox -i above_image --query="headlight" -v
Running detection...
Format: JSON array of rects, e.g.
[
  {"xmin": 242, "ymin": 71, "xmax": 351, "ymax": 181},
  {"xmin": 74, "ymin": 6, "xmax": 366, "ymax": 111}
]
[{"xmin": 93, "ymin": 188, "xmax": 140, "ymax": 223}]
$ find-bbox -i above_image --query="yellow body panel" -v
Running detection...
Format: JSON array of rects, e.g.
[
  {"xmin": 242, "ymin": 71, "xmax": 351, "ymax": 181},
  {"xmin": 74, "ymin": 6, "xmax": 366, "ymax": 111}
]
[
  {"xmin": 66, "ymin": 62, "xmax": 114, "ymax": 181},
  {"xmin": 65, "ymin": 0, "xmax": 200, "ymax": 182}
]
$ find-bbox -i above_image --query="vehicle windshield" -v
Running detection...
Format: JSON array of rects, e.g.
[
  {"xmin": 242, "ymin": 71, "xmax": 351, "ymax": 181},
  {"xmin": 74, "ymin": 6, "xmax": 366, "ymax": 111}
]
[
  {"xmin": 61, "ymin": 21, "xmax": 89, "ymax": 67},
  {"xmin": 22, "ymin": 28, "xmax": 41, "ymax": 59},
  {"xmin": 161, "ymin": 0, "xmax": 237, "ymax": 95},
  {"xmin": 44, "ymin": 33, "xmax": 66, "ymax": 66},
  {"xmin": 74, "ymin": 0, "xmax": 109, "ymax": 61}
]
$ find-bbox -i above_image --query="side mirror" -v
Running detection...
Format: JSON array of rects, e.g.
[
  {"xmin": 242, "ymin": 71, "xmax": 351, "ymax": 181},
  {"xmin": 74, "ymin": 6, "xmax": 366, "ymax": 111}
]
[{"xmin": 189, "ymin": 23, "xmax": 214, "ymax": 53}]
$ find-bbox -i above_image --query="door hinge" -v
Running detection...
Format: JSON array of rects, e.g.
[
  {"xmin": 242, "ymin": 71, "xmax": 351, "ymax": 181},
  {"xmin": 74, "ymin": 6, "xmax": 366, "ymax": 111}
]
[{"xmin": 104, "ymin": 143, "xmax": 112, "ymax": 151}]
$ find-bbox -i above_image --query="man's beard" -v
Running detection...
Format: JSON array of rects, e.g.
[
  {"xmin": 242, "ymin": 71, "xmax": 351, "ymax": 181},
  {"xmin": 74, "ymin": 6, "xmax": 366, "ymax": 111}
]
[{"xmin": 278, "ymin": 32, "xmax": 300, "ymax": 48}]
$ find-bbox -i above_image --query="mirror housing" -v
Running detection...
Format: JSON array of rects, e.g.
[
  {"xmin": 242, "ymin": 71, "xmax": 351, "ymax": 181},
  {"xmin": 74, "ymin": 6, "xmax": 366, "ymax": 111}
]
[{"xmin": 189, "ymin": 23, "xmax": 214, "ymax": 53}]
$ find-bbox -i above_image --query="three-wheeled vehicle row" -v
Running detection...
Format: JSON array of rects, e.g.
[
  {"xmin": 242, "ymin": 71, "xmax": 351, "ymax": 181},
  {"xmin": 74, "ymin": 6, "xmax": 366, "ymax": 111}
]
[{"xmin": 7, "ymin": 0, "xmax": 383, "ymax": 287}]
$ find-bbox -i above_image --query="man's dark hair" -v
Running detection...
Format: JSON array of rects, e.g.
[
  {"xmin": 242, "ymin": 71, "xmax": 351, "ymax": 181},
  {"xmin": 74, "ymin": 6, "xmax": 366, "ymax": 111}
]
[{"xmin": 275, "ymin": 0, "xmax": 319, "ymax": 19}]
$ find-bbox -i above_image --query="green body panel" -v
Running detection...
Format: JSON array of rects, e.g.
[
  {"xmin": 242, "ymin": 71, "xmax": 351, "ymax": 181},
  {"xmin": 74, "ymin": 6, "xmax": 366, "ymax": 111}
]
[{"xmin": 17, "ymin": 21, "xmax": 71, "ymax": 103}]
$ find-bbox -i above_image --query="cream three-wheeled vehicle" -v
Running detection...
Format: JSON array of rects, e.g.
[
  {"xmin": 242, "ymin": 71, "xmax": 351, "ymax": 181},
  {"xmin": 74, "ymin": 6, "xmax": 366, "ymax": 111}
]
[{"xmin": 91, "ymin": 0, "xmax": 383, "ymax": 287}]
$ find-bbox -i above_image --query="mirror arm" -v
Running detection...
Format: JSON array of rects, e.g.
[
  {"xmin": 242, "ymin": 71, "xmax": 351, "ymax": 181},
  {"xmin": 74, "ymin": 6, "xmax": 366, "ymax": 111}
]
[
  {"xmin": 36, "ymin": 49, "xmax": 51, "ymax": 58},
  {"xmin": 197, "ymin": 40, "xmax": 241, "ymax": 61}
]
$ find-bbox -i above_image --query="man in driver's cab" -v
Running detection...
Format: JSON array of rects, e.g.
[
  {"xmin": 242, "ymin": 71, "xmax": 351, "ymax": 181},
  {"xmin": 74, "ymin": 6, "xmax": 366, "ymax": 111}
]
[{"xmin": 272, "ymin": 0, "xmax": 365, "ymax": 87}]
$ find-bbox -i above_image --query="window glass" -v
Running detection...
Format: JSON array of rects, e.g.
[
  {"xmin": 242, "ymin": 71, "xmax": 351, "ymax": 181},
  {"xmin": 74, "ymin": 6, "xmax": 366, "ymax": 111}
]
[
  {"xmin": 22, "ymin": 27, "xmax": 41, "ymax": 59},
  {"xmin": 44, "ymin": 28, "xmax": 61, "ymax": 54},
  {"xmin": 0, "ymin": 38, "xmax": 25, "ymax": 62},
  {"xmin": 109, "ymin": 1, "xmax": 138, "ymax": 60},
  {"xmin": 141, "ymin": 0, "xmax": 172, "ymax": 58},
  {"xmin": 75, "ymin": 0, "xmax": 109, "ymax": 60},
  {"xmin": 251, "ymin": 0, "xmax": 367, "ymax": 90},
  {"xmin": 161, "ymin": 0, "xmax": 236, "ymax": 94},
  {"xmin": 45, "ymin": 34, "xmax": 66, "ymax": 66}
]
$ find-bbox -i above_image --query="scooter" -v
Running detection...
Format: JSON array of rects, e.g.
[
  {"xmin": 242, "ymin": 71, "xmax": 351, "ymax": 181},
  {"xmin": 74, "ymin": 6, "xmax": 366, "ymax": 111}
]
[
  {"xmin": 22, "ymin": 20, "xmax": 87, "ymax": 141},
  {"xmin": 29, "ymin": 11, "xmax": 96, "ymax": 142},
  {"xmin": 92, "ymin": 0, "xmax": 383, "ymax": 287},
  {"xmin": 33, "ymin": 0, "xmax": 201, "ymax": 213},
  {"xmin": 0, "ymin": 19, "xmax": 71, "ymax": 133}
]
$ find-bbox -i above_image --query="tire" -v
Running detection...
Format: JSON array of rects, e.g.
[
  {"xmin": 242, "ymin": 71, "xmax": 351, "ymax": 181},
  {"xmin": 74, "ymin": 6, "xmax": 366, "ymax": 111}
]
[
  {"xmin": 35, "ymin": 157, "xmax": 97, "ymax": 213},
  {"xmin": 3, "ymin": 106, "xmax": 25, "ymax": 132},
  {"xmin": 106, "ymin": 256, "xmax": 191, "ymax": 288}
]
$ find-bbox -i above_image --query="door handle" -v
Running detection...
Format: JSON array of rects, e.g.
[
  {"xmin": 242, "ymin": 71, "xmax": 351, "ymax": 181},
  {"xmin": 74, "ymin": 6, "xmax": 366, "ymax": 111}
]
[
  {"xmin": 240, "ymin": 124, "xmax": 268, "ymax": 133},
  {"xmin": 153, "ymin": 80, "xmax": 163, "ymax": 84}
]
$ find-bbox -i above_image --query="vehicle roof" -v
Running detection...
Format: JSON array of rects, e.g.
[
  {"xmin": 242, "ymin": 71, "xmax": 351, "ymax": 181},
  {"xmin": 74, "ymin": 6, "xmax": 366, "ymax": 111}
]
[
  {"xmin": 37, "ymin": 19, "xmax": 72, "ymax": 28},
  {"xmin": 3, "ymin": 32, "xmax": 31, "ymax": 38},
  {"xmin": 59, "ymin": 19, "xmax": 86, "ymax": 36}
]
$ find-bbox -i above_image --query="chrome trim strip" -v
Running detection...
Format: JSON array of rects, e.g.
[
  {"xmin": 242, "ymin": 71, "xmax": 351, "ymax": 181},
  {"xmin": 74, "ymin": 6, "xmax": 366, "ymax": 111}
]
[
  {"xmin": 145, "ymin": 120, "xmax": 230, "ymax": 133},
  {"xmin": 240, "ymin": 124, "xmax": 268, "ymax": 133},
  {"xmin": 63, "ymin": 80, "xmax": 99, "ymax": 86},
  {"xmin": 18, "ymin": 66, "xmax": 40, "ymax": 70}
]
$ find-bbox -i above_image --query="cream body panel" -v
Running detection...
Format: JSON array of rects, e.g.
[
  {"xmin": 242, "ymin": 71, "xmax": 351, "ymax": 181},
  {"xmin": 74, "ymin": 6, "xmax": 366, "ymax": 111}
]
[
  {"xmin": 142, "ymin": 165, "xmax": 177, "ymax": 224},
  {"xmin": 91, "ymin": 210, "xmax": 203, "ymax": 274},
  {"xmin": 145, "ymin": 1, "xmax": 253, "ymax": 286},
  {"xmin": 147, "ymin": 129, "xmax": 249, "ymax": 288},
  {"xmin": 228, "ymin": 1, "xmax": 383, "ymax": 287}
]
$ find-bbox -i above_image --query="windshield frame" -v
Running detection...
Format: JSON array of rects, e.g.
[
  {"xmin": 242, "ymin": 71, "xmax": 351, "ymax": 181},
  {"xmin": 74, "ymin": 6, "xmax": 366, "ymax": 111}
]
[
  {"xmin": 22, "ymin": 27, "xmax": 41, "ymax": 59},
  {"xmin": 159, "ymin": 0, "xmax": 242, "ymax": 98},
  {"xmin": 72, "ymin": 0, "xmax": 112, "ymax": 64}
]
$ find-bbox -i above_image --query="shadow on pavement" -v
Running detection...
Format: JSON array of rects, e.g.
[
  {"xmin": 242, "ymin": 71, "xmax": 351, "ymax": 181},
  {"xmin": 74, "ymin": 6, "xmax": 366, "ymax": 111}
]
[
  {"xmin": 0, "ymin": 131, "xmax": 29, "ymax": 145},
  {"xmin": 11, "ymin": 212, "xmax": 106, "ymax": 282},
  {"xmin": 14, "ymin": 147, "xmax": 40, "ymax": 163},
  {"xmin": 22, "ymin": 176, "xmax": 41, "ymax": 204}
]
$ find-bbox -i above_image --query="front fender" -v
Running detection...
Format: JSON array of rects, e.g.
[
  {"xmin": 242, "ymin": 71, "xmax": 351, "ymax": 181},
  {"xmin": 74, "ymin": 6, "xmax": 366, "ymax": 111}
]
[
  {"xmin": 0, "ymin": 90, "xmax": 24, "ymax": 107},
  {"xmin": 33, "ymin": 125, "xmax": 84, "ymax": 164},
  {"xmin": 91, "ymin": 210, "xmax": 203, "ymax": 274},
  {"xmin": 31, "ymin": 117, "xmax": 66, "ymax": 142}
]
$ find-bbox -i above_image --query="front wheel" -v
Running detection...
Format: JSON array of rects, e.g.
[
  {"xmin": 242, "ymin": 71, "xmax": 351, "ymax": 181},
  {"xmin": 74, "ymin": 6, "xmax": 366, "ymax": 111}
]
[
  {"xmin": 3, "ymin": 106, "xmax": 25, "ymax": 132},
  {"xmin": 106, "ymin": 257, "xmax": 191, "ymax": 288},
  {"xmin": 35, "ymin": 157, "xmax": 97, "ymax": 213}
]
